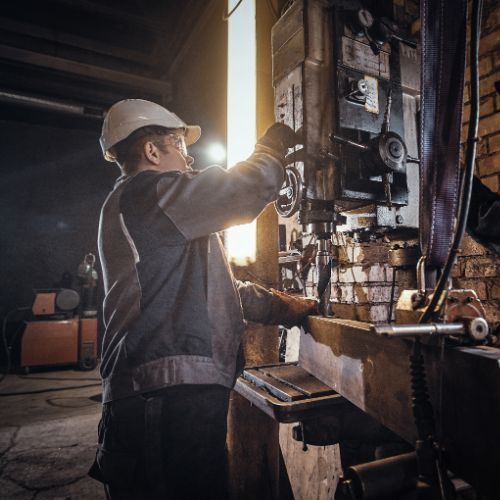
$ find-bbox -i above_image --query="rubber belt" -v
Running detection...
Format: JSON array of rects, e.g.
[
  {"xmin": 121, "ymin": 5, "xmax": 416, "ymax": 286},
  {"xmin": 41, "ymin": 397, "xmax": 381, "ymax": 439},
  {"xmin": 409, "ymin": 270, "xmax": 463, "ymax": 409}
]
[{"xmin": 419, "ymin": 0, "xmax": 468, "ymax": 269}]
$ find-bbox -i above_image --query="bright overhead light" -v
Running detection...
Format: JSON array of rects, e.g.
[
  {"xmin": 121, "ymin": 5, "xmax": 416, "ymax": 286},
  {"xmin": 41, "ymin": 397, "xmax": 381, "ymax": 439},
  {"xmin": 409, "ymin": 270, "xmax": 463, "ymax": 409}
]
[
  {"xmin": 207, "ymin": 143, "xmax": 227, "ymax": 163},
  {"xmin": 226, "ymin": 0, "xmax": 257, "ymax": 266}
]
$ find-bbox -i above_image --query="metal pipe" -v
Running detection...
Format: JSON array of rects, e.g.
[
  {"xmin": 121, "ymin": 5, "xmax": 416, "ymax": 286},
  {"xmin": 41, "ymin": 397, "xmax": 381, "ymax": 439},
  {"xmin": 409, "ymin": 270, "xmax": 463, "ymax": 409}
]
[
  {"xmin": 0, "ymin": 89, "xmax": 105, "ymax": 119},
  {"xmin": 374, "ymin": 323, "xmax": 465, "ymax": 338},
  {"xmin": 339, "ymin": 452, "xmax": 417, "ymax": 500}
]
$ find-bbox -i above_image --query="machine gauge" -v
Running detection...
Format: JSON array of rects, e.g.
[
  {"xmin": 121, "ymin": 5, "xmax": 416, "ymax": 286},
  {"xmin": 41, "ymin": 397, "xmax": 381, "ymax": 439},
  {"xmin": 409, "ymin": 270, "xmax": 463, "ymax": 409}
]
[{"xmin": 358, "ymin": 9, "xmax": 374, "ymax": 29}]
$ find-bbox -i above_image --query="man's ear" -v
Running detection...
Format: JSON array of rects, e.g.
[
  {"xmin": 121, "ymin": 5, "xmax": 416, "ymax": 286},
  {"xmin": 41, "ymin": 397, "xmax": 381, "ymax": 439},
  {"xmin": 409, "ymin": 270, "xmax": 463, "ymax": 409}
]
[{"xmin": 144, "ymin": 141, "xmax": 161, "ymax": 165}]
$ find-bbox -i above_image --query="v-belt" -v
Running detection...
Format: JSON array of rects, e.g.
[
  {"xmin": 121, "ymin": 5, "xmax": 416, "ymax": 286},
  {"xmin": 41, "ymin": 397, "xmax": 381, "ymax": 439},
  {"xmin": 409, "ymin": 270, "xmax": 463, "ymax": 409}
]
[{"xmin": 419, "ymin": 0, "xmax": 468, "ymax": 269}]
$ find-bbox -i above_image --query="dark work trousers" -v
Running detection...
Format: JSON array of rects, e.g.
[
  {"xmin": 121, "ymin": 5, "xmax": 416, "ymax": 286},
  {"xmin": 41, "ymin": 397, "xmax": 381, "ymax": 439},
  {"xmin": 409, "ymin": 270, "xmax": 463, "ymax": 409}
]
[{"xmin": 89, "ymin": 384, "xmax": 231, "ymax": 500}]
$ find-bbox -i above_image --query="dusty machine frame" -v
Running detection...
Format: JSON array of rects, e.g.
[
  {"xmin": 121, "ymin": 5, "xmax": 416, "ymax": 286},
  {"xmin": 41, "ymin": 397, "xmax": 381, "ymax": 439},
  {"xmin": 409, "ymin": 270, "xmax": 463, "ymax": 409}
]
[{"xmin": 235, "ymin": 0, "xmax": 500, "ymax": 498}]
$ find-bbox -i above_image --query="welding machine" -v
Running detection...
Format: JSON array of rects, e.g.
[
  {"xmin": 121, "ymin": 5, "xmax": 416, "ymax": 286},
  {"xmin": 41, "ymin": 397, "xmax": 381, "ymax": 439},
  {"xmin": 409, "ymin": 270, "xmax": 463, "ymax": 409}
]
[{"xmin": 20, "ymin": 288, "xmax": 97, "ymax": 370}]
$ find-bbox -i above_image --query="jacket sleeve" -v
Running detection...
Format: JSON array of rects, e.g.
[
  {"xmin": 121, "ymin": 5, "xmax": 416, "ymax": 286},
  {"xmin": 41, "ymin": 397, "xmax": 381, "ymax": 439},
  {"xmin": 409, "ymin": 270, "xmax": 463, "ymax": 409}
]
[
  {"xmin": 236, "ymin": 280, "xmax": 276, "ymax": 324},
  {"xmin": 237, "ymin": 281, "xmax": 319, "ymax": 327},
  {"xmin": 155, "ymin": 150, "xmax": 284, "ymax": 241}
]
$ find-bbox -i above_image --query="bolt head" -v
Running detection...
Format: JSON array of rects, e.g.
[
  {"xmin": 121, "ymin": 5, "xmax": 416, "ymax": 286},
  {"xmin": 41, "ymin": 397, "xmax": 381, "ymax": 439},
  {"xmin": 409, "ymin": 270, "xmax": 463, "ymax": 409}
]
[{"xmin": 389, "ymin": 141, "xmax": 403, "ymax": 157}]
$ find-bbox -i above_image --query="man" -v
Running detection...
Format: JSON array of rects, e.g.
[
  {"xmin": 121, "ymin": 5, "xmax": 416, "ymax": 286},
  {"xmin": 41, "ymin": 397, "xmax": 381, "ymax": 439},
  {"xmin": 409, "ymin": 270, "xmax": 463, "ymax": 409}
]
[{"xmin": 89, "ymin": 99, "xmax": 317, "ymax": 499}]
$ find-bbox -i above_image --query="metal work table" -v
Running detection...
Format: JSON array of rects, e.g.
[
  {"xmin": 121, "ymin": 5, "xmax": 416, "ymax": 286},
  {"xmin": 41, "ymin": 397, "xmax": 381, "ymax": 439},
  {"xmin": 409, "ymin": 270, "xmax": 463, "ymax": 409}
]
[{"xmin": 300, "ymin": 316, "xmax": 500, "ymax": 495}]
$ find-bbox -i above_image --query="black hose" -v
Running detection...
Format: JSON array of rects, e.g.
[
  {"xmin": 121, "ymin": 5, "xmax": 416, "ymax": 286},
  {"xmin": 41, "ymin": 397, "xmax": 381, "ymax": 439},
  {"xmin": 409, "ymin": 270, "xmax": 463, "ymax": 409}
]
[
  {"xmin": 0, "ymin": 383, "xmax": 101, "ymax": 397},
  {"xmin": 410, "ymin": 339, "xmax": 455, "ymax": 498},
  {"xmin": 0, "ymin": 307, "xmax": 30, "ymax": 383},
  {"xmin": 420, "ymin": 0, "xmax": 483, "ymax": 323}
]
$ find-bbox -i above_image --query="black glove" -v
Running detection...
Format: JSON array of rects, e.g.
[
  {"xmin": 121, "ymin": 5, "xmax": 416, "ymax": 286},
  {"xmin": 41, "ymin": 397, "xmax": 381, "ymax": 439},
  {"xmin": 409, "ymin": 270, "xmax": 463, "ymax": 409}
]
[{"xmin": 256, "ymin": 123, "xmax": 299, "ymax": 160}]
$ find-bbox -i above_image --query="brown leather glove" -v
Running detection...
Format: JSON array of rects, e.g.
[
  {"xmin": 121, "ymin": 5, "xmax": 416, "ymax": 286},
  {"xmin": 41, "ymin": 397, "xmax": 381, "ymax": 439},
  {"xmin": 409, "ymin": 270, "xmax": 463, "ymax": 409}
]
[{"xmin": 267, "ymin": 289, "xmax": 318, "ymax": 328}]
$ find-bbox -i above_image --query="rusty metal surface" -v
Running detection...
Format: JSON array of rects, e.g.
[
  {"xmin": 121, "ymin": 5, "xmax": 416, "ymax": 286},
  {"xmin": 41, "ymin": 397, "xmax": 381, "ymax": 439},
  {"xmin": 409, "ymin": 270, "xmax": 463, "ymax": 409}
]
[
  {"xmin": 443, "ymin": 288, "xmax": 486, "ymax": 323},
  {"xmin": 243, "ymin": 363, "xmax": 336, "ymax": 402},
  {"xmin": 300, "ymin": 315, "xmax": 500, "ymax": 494},
  {"xmin": 244, "ymin": 368, "xmax": 307, "ymax": 401},
  {"xmin": 234, "ymin": 376, "xmax": 345, "ymax": 424},
  {"xmin": 21, "ymin": 320, "xmax": 79, "ymax": 367},
  {"xmin": 300, "ymin": 317, "xmax": 415, "ymax": 440},
  {"xmin": 262, "ymin": 364, "xmax": 335, "ymax": 397}
]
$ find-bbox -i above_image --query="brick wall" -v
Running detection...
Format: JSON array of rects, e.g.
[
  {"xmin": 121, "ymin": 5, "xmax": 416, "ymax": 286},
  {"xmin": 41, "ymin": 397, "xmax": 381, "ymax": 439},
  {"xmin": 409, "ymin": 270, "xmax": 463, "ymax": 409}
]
[
  {"xmin": 456, "ymin": 0, "xmax": 500, "ymax": 331},
  {"xmin": 463, "ymin": 0, "xmax": 500, "ymax": 190},
  {"xmin": 329, "ymin": 236, "xmax": 395, "ymax": 324},
  {"xmin": 452, "ymin": 234, "xmax": 500, "ymax": 329}
]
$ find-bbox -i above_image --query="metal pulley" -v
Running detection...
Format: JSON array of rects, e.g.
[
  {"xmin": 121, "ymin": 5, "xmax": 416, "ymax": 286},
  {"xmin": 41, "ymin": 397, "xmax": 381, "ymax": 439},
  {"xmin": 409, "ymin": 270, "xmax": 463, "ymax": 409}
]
[
  {"xmin": 330, "ymin": 89, "xmax": 414, "ymax": 209},
  {"xmin": 330, "ymin": 129, "xmax": 408, "ymax": 175},
  {"xmin": 275, "ymin": 166, "xmax": 303, "ymax": 217},
  {"xmin": 372, "ymin": 131, "xmax": 407, "ymax": 174}
]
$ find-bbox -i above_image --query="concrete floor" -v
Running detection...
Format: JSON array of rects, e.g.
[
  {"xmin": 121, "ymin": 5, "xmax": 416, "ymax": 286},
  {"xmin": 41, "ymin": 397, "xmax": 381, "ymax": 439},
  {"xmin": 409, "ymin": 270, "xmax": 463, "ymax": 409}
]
[{"xmin": 0, "ymin": 367, "xmax": 106, "ymax": 499}]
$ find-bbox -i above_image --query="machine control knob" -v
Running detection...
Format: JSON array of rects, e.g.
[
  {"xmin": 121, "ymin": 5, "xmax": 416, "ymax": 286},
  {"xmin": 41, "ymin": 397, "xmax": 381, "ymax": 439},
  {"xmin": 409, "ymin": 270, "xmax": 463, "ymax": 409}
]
[
  {"xmin": 467, "ymin": 317, "xmax": 489, "ymax": 341},
  {"xmin": 275, "ymin": 166, "xmax": 303, "ymax": 218}
]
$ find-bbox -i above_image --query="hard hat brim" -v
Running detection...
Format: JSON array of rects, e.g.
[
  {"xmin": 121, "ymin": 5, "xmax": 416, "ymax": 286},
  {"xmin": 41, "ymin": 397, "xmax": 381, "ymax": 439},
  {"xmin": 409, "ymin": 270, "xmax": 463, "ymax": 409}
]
[{"xmin": 185, "ymin": 125, "xmax": 201, "ymax": 146}]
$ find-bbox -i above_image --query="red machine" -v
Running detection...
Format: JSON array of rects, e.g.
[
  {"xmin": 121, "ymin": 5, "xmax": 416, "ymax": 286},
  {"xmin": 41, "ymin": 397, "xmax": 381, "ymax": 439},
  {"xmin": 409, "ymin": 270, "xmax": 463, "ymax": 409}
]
[
  {"xmin": 20, "ymin": 254, "xmax": 99, "ymax": 371},
  {"xmin": 21, "ymin": 289, "xmax": 97, "ymax": 370}
]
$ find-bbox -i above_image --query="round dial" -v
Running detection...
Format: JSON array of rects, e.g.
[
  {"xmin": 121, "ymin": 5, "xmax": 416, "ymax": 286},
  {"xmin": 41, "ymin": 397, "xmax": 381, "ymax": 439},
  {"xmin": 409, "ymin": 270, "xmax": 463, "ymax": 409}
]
[{"xmin": 358, "ymin": 9, "xmax": 374, "ymax": 29}]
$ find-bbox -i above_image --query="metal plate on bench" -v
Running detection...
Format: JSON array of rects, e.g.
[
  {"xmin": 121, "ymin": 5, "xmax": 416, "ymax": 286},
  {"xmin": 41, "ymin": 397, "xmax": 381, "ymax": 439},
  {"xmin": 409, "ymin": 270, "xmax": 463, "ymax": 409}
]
[
  {"xmin": 235, "ymin": 362, "xmax": 345, "ymax": 423},
  {"xmin": 261, "ymin": 364, "xmax": 335, "ymax": 398}
]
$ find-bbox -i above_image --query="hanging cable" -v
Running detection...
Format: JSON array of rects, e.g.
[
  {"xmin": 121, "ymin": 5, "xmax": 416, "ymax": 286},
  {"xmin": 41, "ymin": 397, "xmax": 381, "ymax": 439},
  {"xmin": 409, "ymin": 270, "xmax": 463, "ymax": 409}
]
[
  {"xmin": 0, "ymin": 383, "xmax": 101, "ymax": 397},
  {"xmin": 420, "ymin": 0, "xmax": 483, "ymax": 324},
  {"xmin": 222, "ymin": 0, "xmax": 245, "ymax": 21},
  {"xmin": 18, "ymin": 375, "xmax": 100, "ymax": 382},
  {"xmin": 1, "ymin": 307, "xmax": 30, "ymax": 383}
]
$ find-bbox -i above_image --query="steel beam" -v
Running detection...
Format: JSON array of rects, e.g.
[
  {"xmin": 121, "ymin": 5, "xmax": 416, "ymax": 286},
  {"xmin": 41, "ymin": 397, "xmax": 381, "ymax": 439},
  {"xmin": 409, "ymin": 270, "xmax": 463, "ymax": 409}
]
[
  {"xmin": 0, "ymin": 17, "xmax": 148, "ymax": 64},
  {"xmin": 0, "ymin": 89, "xmax": 104, "ymax": 118},
  {"xmin": 0, "ymin": 45, "xmax": 171, "ymax": 98},
  {"xmin": 48, "ymin": 0, "xmax": 168, "ymax": 32}
]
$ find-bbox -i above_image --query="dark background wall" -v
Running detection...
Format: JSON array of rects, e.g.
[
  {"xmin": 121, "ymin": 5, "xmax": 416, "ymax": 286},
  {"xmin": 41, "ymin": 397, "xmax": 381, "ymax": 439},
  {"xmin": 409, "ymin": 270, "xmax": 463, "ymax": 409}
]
[{"xmin": 0, "ymin": 115, "xmax": 113, "ymax": 314}]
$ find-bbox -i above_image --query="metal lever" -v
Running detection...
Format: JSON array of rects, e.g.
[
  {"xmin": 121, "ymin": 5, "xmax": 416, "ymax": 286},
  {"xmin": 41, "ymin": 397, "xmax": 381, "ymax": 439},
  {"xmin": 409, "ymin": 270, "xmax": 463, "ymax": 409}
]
[
  {"xmin": 383, "ymin": 173, "xmax": 393, "ymax": 209},
  {"xmin": 329, "ymin": 134, "xmax": 369, "ymax": 151},
  {"xmin": 366, "ymin": 17, "xmax": 418, "ymax": 55},
  {"xmin": 373, "ymin": 318, "xmax": 489, "ymax": 341},
  {"xmin": 392, "ymin": 34, "xmax": 418, "ymax": 49},
  {"xmin": 381, "ymin": 89, "xmax": 392, "ymax": 134},
  {"xmin": 374, "ymin": 322, "xmax": 465, "ymax": 337},
  {"xmin": 406, "ymin": 155, "xmax": 420, "ymax": 164}
]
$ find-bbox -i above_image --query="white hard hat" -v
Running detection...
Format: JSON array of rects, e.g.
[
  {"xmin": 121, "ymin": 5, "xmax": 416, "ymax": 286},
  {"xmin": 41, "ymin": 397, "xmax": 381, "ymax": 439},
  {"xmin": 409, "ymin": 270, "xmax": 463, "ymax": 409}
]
[{"xmin": 100, "ymin": 99, "xmax": 201, "ymax": 161}]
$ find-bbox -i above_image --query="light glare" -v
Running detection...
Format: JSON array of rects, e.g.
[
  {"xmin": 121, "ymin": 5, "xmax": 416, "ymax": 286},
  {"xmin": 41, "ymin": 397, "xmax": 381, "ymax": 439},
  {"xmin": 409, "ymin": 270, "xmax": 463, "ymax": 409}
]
[
  {"xmin": 226, "ymin": 0, "xmax": 257, "ymax": 265},
  {"xmin": 208, "ymin": 143, "xmax": 227, "ymax": 163}
]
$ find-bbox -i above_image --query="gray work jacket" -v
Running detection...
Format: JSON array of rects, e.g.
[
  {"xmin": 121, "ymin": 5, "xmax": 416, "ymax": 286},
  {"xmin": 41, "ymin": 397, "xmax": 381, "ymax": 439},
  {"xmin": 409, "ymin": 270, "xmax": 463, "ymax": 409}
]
[{"xmin": 98, "ymin": 150, "xmax": 284, "ymax": 403}]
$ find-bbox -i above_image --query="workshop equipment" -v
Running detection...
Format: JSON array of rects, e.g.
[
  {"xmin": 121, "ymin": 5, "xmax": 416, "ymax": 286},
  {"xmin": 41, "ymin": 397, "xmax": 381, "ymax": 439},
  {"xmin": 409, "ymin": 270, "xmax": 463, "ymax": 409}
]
[
  {"xmin": 235, "ymin": 0, "xmax": 498, "ymax": 498},
  {"xmin": 21, "ymin": 288, "xmax": 97, "ymax": 370}
]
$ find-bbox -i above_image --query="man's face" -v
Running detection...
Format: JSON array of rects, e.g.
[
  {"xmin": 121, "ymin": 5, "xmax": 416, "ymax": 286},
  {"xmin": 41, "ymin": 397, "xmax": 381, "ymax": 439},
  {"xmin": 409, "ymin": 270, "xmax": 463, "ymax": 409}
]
[{"xmin": 157, "ymin": 130, "xmax": 194, "ymax": 172}]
